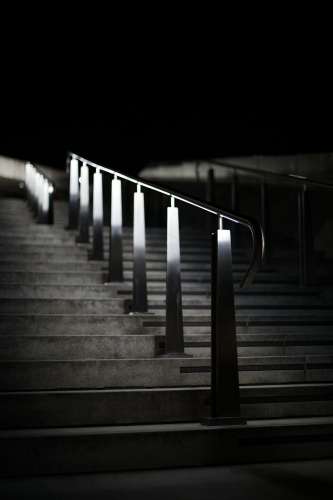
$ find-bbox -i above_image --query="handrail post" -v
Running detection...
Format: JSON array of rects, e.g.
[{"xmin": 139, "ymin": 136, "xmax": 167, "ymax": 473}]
[
  {"xmin": 201, "ymin": 216, "xmax": 246, "ymax": 426},
  {"xmin": 132, "ymin": 184, "xmax": 148, "ymax": 313},
  {"xmin": 163, "ymin": 197, "xmax": 192, "ymax": 358},
  {"xmin": 261, "ymin": 178, "xmax": 274, "ymax": 266},
  {"xmin": 92, "ymin": 168, "xmax": 104, "ymax": 261},
  {"xmin": 33, "ymin": 169, "xmax": 39, "ymax": 217},
  {"xmin": 298, "ymin": 185, "xmax": 316, "ymax": 287},
  {"xmin": 108, "ymin": 175, "xmax": 123, "ymax": 282},
  {"xmin": 231, "ymin": 172, "xmax": 242, "ymax": 247},
  {"xmin": 48, "ymin": 183, "xmax": 54, "ymax": 225},
  {"xmin": 28, "ymin": 164, "xmax": 34, "ymax": 208},
  {"xmin": 37, "ymin": 173, "xmax": 43, "ymax": 223},
  {"xmin": 40, "ymin": 178, "xmax": 49, "ymax": 224},
  {"xmin": 79, "ymin": 162, "xmax": 90, "ymax": 243},
  {"xmin": 69, "ymin": 158, "xmax": 79, "ymax": 230},
  {"xmin": 206, "ymin": 168, "xmax": 215, "ymax": 233},
  {"xmin": 24, "ymin": 162, "xmax": 30, "ymax": 202}
]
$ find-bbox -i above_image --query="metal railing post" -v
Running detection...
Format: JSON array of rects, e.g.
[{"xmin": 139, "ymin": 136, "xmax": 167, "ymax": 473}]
[
  {"xmin": 79, "ymin": 162, "xmax": 90, "ymax": 243},
  {"xmin": 39, "ymin": 178, "xmax": 49, "ymax": 224},
  {"xmin": 201, "ymin": 216, "xmax": 246, "ymax": 426},
  {"xmin": 108, "ymin": 175, "xmax": 123, "ymax": 282},
  {"xmin": 164, "ymin": 197, "xmax": 192, "ymax": 358},
  {"xmin": 261, "ymin": 178, "xmax": 273, "ymax": 266},
  {"xmin": 92, "ymin": 168, "xmax": 104, "ymax": 261},
  {"xmin": 132, "ymin": 184, "xmax": 148, "ymax": 313},
  {"xmin": 69, "ymin": 158, "xmax": 79, "ymax": 230},
  {"xmin": 298, "ymin": 185, "xmax": 316, "ymax": 287},
  {"xmin": 48, "ymin": 183, "xmax": 54, "ymax": 225},
  {"xmin": 33, "ymin": 169, "xmax": 39, "ymax": 217},
  {"xmin": 206, "ymin": 168, "xmax": 215, "ymax": 233},
  {"xmin": 25, "ymin": 162, "xmax": 30, "ymax": 202},
  {"xmin": 37, "ymin": 172, "xmax": 43, "ymax": 223},
  {"xmin": 231, "ymin": 172, "xmax": 242, "ymax": 247}
]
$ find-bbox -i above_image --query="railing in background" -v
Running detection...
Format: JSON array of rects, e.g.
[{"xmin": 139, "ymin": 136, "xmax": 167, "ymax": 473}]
[
  {"xmin": 205, "ymin": 158, "xmax": 333, "ymax": 287},
  {"xmin": 67, "ymin": 151, "xmax": 264, "ymax": 426},
  {"xmin": 24, "ymin": 162, "xmax": 54, "ymax": 224}
]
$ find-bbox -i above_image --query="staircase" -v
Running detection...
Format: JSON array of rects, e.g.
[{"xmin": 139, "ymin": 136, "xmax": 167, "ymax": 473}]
[{"xmin": 1, "ymin": 195, "xmax": 333, "ymax": 477}]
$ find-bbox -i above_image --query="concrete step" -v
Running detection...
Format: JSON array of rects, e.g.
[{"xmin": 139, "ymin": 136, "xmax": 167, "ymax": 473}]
[
  {"xmin": 2, "ymin": 334, "xmax": 333, "ymax": 361},
  {"xmin": 2, "ymin": 416, "xmax": 333, "ymax": 477},
  {"xmin": 1, "ymin": 355, "xmax": 333, "ymax": 391},
  {"xmin": 0, "ymin": 298, "xmax": 127, "ymax": 314},
  {"xmin": 1, "ymin": 313, "xmax": 333, "ymax": 336},
  {"xmin": 1, "ymin": 384, "xmax": 333, "ymax": 429},
  {"xmin": 0, "ymin": 270, "xmax": 297, "ymax": 285},
  {"xmin": 0, "ymin": 271, "xmax": 107, "ymax": 284},
  {"xmin": 0, "ymin": 283, "xmax": 319, "ymax": 299}
]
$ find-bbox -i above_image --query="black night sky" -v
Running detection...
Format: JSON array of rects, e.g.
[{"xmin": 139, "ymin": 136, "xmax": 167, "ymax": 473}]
[{"xmin": 2, "ymin": 76, "xmax": 332, "ymax": 175}]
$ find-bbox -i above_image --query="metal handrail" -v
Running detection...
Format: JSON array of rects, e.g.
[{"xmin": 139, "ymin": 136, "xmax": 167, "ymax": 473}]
[
  {"xmin": 28, "ymin": 162, "xmax": 55, "ymax": 188},
  {"xmin": 69, "ymin": 152, "xmax": 264, "ymax": 290},
  {"xmin": 206, "ymin": 158, "xmax": 333, "ymax": 190}
]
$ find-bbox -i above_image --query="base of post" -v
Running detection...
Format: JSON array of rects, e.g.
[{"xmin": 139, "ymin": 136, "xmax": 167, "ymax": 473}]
[
  {"xmin": 200, "ymin": 417, "xmax": 247, "ymax": 427},
  {"xmin": 103, "ymin": 281, "xmax": 124, "ymax": 285},
  {"xmin": 161, "ymin": 353, "xmax": 193, "ymax": 358}
]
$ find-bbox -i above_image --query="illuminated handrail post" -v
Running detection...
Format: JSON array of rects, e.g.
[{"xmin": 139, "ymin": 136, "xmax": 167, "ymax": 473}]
[
  {"xmin": 37, "ymin": 172, "xmax": 44, "ymax": 222},
  {"xmin": 108, "ymin": 174, "xmax": 123, "ymax": 282},
  {"xmin": 33, "ymin": 169, "xmax": 39, "ymax": 217},
  {"xmin": 132, "ymin": 183, "xmax": 148, "ymax": 313},
  {"xmin": 201, "ymin": 216, "xmax": 247, "ymax": 426},
  {"xmin": 92, "ymin": 168, "xmax": 104, "ymax": 261},
  {"xmin": 25, "ymin": 162, "xmax": 30, "ymax": 202},
  {"xmin": 48, "ymin": 182, "xmax": 54, "ymax": 224},
  {"xmin": 299, "ymin": 184, "xmax": 316, "ymax": 286},
  {"xmin": 79, "ymin": 162, "xmax": 90, "ymax": 243},
  {"xmin": 39, "ymin": 178, "xmax": 49, "ymax": 224},
  {"xmin": 231, "ymin": 172, "xmax": 242, "ymax": 247},
  {"xmin": 206, "ymin": 168, "xmax": 215, "ymax": 233},
  {"xmin": 261, "ymin": 178, "xmax": 273, "ymax": 266},
  {"xmin": 69, "ymin": 158, "xmax": 79, "ymax": 230},
  {"xmin": 163, "ymin": 197, "xmax": 192, "ymax": 358}
]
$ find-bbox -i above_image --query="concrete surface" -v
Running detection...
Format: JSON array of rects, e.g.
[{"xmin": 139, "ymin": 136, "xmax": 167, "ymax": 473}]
[{"xmin": 0, "ymin": 459, "xmax": 332, "ymax": 500}]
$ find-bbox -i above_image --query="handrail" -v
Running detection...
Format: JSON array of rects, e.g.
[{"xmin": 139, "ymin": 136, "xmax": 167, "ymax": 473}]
[
  {"xmin": 69, "ymin": 152, "xmax": 264, "ymax": 290},
  {"xmin": 206, "ymin": 158, "xmax": 333, "ymax": 190},
  {"xmin": 28, "ymin": 161, "xmax": 55, "ymax": 188}
]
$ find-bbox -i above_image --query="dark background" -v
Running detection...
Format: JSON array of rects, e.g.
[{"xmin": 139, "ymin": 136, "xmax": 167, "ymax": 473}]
[{"xmin": 1, "ymin": 78, "xmax": 332, "ymax": 175}]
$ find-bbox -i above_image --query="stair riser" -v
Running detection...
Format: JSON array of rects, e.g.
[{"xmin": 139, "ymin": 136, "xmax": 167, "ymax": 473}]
[
  {"xmin": 0, "ymin": 272, "xmax": 106, "ymax": 284},
  {"xmin": 1, "ymin": 359, "xmax": 332, "ymax": 390},
  {"xmin": 0, "ymin": 336, "xmax": 163, "ymax": 360},
  {"xmin": 0, "ymin": 299, "xmax": 126, "ymax": 315},
  {"xmin": 1, "ymin": 423, "xmax": 333, "ymax": 477},
  {"xmin": 2, "ymin": 337, "xmax": 333, "ymax": 360},
  {"xmin": 2, "ymin": 315, "xmax": 333, "ymax": 336},
  {"xmin": 2, "ymin": 390, "xmax": 333, "ymax": 428}
]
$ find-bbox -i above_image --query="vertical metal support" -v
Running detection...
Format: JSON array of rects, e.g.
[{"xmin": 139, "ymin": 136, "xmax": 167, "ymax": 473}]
[
  {"xmin": 69, "ymin": 158, "xmax": 79, "ymax": 230},
  {"xmin": 92, "ymin": 169, "xmax": 104, "ymax": 261},
  {"xmin": 108, "ymin": 175, "xmax": 123, "ymax": 282},
  {"xmin": 231, "ymin": 173, "xmax": 242, "ymax": 247},
  {"xmin": 39, "ymin": 178, "xmax": 49, "ymax": 224},
  {"xmin": 48, "ymin": 183, "xmax": 54, "ymax": 224},
  {"xmin": 79, "ymin": 162, "xmax": 90, "ymax": 243},
  {"xmin": 164, "ymin": 197, "xmax": 191, "ymax": 358},
  {"xmin": 27, "ymin": 164, "xmax": 33, "ymax": 207},
  {"xmin": 206, "ymin": 168, "xmax": 215, "ymax": 233},
  {"xmin": 25, "ymin": 162, "xmax": 30, "ymax": 201},
  {"xmin": 37, "ymin": 173, "xmax": 43, "ymax": 223},
  {"xmin": 298, "ymin": 185, "xmax": 316, "ymax": 287},
  {"xmin": 261, "ymin": 179, "xmax": 273, "ymax": 266},
  {"xmin": 33, "ymin": 170, "xmax": 39, "ymax": 216},
  {"xmin": 132, "ymin": 184, "xmax": 148, "ymax": 313},
  {"xmin": 201, "ymin": 224, "xmax": 246, "ymax": 426}
]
